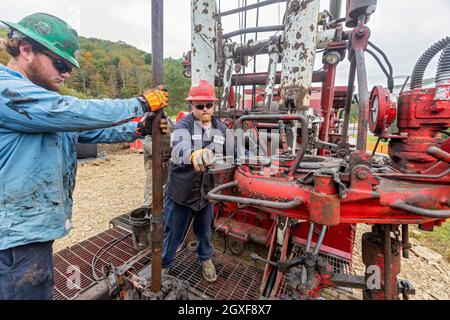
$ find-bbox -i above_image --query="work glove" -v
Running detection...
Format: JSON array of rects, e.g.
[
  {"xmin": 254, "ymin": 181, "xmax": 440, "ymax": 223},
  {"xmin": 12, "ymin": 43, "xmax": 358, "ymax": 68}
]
[
  {"xmin": 135, "ymin": 112, "xmax": 170, "ymax": 137},
  {"xmin": 139, "ymin": 85, "xmax": 169, "ymax": 113},
  {"xmin": 190, "ymin": 148, "xmax": 215, "ymax": 172}
]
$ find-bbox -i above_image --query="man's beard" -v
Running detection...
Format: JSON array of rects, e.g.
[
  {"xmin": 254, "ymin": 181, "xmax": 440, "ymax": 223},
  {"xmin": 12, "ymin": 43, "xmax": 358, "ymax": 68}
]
[
  {"xmin": 200, "ymin": 113, "xmax": 212, "ymax": 123},
  {"xmin": 28, "ymin": 58, "xmax": 61, "ymax": 92}
]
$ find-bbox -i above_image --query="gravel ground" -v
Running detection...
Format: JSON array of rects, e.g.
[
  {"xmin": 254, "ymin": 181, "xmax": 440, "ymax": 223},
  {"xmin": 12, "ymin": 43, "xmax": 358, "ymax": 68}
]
[
  {"xmin": 54, "ymin": 145, "xmax": 449, "ymax": 300},
  {"xmin": 53, "ymin": 144, "xmax": 146, "ymax": 253},
  {"xmin": 323, "ymin": 224, "xmax": 450, "ymax": 300}
]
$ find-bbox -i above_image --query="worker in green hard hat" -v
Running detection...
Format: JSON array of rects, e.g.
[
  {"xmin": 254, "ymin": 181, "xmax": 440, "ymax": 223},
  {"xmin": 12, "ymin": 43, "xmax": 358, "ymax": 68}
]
[
  {"xmin": 1, "ymin": 12, "xmax": 81, "ymax": 92},
  {"xmin": 0, "ymin": 12, "xmax": 169, "ymax": 300}
]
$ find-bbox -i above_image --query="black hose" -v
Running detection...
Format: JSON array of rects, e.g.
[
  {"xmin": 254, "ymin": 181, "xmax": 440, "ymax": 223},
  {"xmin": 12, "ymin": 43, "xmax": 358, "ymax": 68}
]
[
  {"xmin": 410, "ymin": 37, "xmax": 450, "ymax": 90},
  {"xmin": 91, "ymin": 233, "xmax": 131, "ymax": 281},
  {"xmin": 368, "ymin": 41, "xmax": 394, "ymax": 77},
  {"xmin": 366, "ymin": 48, "xmax": 394, "ymax": 92},
  {"xmin": 367, "ymin": 42, "xmax": 394, "ymax": 92}
]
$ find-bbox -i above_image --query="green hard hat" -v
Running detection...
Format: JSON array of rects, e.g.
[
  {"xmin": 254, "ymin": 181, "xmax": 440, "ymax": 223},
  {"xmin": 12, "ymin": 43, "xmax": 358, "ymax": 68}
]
[{"xmin": 1, "ymin": 12, "xmax": 80, "ymax": 68}]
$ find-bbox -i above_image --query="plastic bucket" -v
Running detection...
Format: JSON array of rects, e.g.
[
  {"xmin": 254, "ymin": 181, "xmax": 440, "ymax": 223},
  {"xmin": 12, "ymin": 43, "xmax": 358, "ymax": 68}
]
[{"xmin": 129, "ymin": 207, "xmax": 151, "ymax": 250}]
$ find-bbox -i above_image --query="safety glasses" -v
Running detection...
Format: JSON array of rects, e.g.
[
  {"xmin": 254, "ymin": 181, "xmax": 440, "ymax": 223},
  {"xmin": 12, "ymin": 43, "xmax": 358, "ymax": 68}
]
[
  {"xmin": 192, "ymin": 103, "xmax": 214, "ymax": 110},
  {"xmin": 43, "ymin": 52, "xmax": 73, "ymax": 74}
]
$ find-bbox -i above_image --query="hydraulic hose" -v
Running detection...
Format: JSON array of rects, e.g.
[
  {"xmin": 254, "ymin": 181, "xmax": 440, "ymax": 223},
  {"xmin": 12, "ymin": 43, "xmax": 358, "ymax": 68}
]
[
  {"xmin": 410, "ymin": 37, "xmax": 450, "ymax": 90},
  {"xmin": 436, "ymin": 43, "xmax": 450, "ymax": 84}
]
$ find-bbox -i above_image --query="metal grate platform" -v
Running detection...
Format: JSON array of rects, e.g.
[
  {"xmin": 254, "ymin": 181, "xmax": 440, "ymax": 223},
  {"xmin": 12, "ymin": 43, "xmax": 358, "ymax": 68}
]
[
  {"xmin": 57, "ymin": 215, "xmax": 352, "ymax": 300},
  {"xmin": 53, "ymin": 227, "xmax": 263, "ymax": 300},
  {"xmin": 110, "ymin": 213, "xmax": 132, "ymax": 232}
]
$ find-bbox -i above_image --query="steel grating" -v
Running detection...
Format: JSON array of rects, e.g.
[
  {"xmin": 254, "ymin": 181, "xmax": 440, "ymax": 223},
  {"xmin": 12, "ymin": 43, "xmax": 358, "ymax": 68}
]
[
  {"xmin": 53, "ymin": 227, "xmax": 263, "ymax": 300},
  {"xmin": 109, "ymin": 213, "xmax": 131, "ymax": 232},
  {"xmin": 167, "ymin": 248, "xmax": 263, "ymax": 300}
]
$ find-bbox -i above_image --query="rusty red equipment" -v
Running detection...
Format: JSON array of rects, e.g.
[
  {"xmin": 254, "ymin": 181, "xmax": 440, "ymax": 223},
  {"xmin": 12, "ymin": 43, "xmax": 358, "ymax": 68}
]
[
  {"xmin": 199, "ymin": 0, "xmax": 450, "ymax": 300},
  {"xmin": 117, "ymin": 0, "xmax": 448, "ymax": 301}
]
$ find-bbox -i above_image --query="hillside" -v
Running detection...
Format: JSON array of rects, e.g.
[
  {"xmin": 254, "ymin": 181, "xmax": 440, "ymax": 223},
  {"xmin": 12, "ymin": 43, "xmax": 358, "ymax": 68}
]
[{"xmin": 0, "ymin": 27, "xmax": 190, "ymax": 116}]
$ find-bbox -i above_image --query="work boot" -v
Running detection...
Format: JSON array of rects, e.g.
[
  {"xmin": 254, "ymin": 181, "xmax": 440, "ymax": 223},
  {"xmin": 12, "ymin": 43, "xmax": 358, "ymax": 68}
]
[{"xmin": 201, "ymin": 259, "xmax": 217, "ymax": 282}]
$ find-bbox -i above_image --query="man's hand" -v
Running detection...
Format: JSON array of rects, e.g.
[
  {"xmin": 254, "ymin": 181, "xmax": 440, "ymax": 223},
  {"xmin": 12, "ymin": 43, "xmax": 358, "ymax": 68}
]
[
  {"xmin": 190, "ymin": 148, "xmax": 215, "ymax": 172},
  {"xmin": 140, "ymin": 85, "xmax": 169, "ymax": 112},
  {"xmin": 135, "ymin": 112, "xmax": 170, "ymax": 137}
]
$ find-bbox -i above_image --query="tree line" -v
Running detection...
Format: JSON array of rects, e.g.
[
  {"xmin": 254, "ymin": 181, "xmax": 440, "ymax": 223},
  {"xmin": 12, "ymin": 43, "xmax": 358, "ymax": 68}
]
[{"xmin": 0, "ymin": 28, "xmax": 191, "ymax": 116}]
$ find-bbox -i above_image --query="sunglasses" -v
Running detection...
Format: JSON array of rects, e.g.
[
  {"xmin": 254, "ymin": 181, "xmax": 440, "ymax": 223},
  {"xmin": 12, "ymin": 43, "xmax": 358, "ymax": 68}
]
[
  {"xmin": 43, "ymin": 52, "xmax": 73, "ymax": 74},
  {"xmin": 192, "ymin": 103, "xmax": 214, "ymax": 110}
]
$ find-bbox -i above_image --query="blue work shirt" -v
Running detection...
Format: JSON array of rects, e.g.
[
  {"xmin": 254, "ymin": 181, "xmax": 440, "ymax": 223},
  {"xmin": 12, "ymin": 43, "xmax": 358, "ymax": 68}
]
[
  {"xmin": 166, "ymin": 113, "xmax": 232, "ymax": 211},
  {"xmin": 0, "ymin": 64, "xmax": 145, "ymax": 250}
]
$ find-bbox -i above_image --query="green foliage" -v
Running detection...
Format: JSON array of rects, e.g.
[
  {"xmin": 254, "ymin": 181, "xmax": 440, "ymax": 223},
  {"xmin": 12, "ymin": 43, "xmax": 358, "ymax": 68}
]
[
  {"xmin": 0, "ymin": 49, "xmax": 9, "ymax": 66},
  {"xmin": 0, "ymin": 29, "xmax": 190, "ymax": 117},
  {"xmin": 350, "ymin": 103, "xmax": 359, "ymax": 123},
  {"xmin": 0, "ymin": 27, "xmax": 6, "ymax": 35},
  {"xmin": 0, "ymin": 27, "xmax": 9, "ymax": 65},
  {"xmin": 144, "ymin": 53, "xmax": 152, "ymax": 65},
  {"xmin": 163, "ymin": 58, "xmax": 191, "ymax": 116},
  {"xmin": 59, "ymin": 85, "xmax": 92, "ymax": 99},
  {"xmin": 411, "ymin": 222, "xmax": 450, "ymax": 262}
]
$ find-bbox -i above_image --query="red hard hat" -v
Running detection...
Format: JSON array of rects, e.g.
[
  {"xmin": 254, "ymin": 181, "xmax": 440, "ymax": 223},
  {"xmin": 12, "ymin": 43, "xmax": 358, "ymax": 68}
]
[{"xmin": 185, "ymin": 80, "xmax": 218, "ymax": 101}]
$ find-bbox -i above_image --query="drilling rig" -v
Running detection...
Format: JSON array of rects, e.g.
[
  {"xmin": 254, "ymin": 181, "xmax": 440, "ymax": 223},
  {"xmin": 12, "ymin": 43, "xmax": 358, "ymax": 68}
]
[
  {"xmin": 179, "ymin": 0, "xmax": 450, "ymax": 300},
  {"xmin": 52, "ymin": 0, "xmax": 449, "ymax": 301}
]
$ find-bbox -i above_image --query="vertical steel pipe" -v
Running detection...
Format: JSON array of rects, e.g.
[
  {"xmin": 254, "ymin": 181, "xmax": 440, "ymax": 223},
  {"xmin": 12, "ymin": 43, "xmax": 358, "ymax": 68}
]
[
  {"xmin": 313, "ymin": 225, "xmax": 328, "ymax": 255},
  {"xmin": 264, "ymin": 50, "xmax": 280, "ymax": 112},
  {"xmin": 402, "ymin": 224, "xmax": 410, "ymax": 259},
  {"xmin": 318, "ymin": 64, "xmax": 337, "ymax": 151},
  {"xmin": 220, "ymin": 45, "xmax": 234, "ymax": 110},
  {"xmin": 384, "ymin": 225, "xmax": 392, "ymax": 299},
  {"xmin": 340, "ymin": 58, "xmax": 356, "ymax": 145},
  {"xmin": 305, "ymin": 222, "xmax": 315, "ymax": 253},
  {"xmin": 329, "ymin": 0, "xmax": 343, "ymax": 19},
  {"xmin": 355, "ymin": 49, "xmax": 370, "ymax": 151},
  {"xmin": 151, "ymin": 0, "xmax": 164, "ymax": 293},
  {"xmin": 280, "ymin": 0, "xmax": 320, "ymax": 111}
]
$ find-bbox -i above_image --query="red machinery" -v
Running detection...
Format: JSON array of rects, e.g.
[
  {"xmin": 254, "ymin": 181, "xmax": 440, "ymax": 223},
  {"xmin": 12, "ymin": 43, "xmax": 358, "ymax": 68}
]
[{"xmin": 79, "ymin": 0, "xmax": 448, "ymax": 301}]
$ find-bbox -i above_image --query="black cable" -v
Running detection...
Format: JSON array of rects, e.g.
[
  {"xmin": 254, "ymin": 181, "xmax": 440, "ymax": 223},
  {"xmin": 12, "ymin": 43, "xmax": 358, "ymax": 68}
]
[
  {"xmin": 91, "ymin": 233, "xmax": 131, "ymax": 281},
  {"xmin": 372, "ymin": 137, "xmax": 381, "ymax": 156},
  {"xmin": 366, "ymin": 48, "xmax": 394, "ymax": 92},
  {"xmin": 440, "ymin": 130, "xmax": 450, "ymax": 136},
  {"xmin": 366, "ymin": 48, "xmax": 391, "ymax": 80},
  {"xmin": 368, "ymin": 41, "xmax": 394, "ymax": 78},
  {"xmin": 368, "ymin": 41, "xmax": 394, "ymax": 92}
]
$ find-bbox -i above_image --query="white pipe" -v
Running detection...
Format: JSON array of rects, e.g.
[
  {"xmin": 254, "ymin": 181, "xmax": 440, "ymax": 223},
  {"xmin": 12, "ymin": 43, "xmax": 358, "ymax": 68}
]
[{"xmin": 191, "ymin": 0, "xmax": 216, "ymax": 85}]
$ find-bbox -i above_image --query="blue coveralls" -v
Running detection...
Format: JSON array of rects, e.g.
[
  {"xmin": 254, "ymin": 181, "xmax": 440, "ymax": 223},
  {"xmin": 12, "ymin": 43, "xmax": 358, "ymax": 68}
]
[
  {"xmin": 0, "ymin": 64, "xmax": 146, "ymax": 299},
  {"xmin": 162, "ymin": 113, "xmax": 231, "ymax": 269}
]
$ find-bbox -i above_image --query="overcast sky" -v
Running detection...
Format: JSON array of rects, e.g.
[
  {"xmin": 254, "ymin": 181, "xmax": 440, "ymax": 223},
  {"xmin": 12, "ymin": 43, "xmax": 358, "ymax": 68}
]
[{"xmin": 2, "ymin": 0, "xmax": 449, "ymax": 87}]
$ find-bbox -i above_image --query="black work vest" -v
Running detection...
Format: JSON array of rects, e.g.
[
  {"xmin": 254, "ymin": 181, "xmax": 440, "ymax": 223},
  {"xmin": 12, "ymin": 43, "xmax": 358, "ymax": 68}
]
[{"xmin": 165, "ymin": 113, "xmax": 229, "ymax": 211}]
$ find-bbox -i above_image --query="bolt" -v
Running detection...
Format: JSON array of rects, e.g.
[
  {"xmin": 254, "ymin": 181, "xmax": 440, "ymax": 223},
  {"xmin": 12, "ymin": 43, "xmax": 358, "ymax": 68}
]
[
  {"xmin": 337, "ymin": 149, "xmax": 348, "ymax": 159},
  {"xmin": 290, "ymin": 0, "xmax": 300, "ymax": 12},
  {"xmin": 356, "ymin": 170, "xmax": 369, "ymax": 180},
  {"xmin": 356, "ymin": 26, "xmax": 367, "ymax": 38}
]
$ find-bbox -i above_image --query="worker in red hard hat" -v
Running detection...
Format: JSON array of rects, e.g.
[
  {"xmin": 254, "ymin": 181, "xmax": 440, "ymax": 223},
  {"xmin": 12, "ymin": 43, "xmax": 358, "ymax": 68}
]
[{"xmin": 162, "ymin": 79, "xmax": 232, "ymax": 283}]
